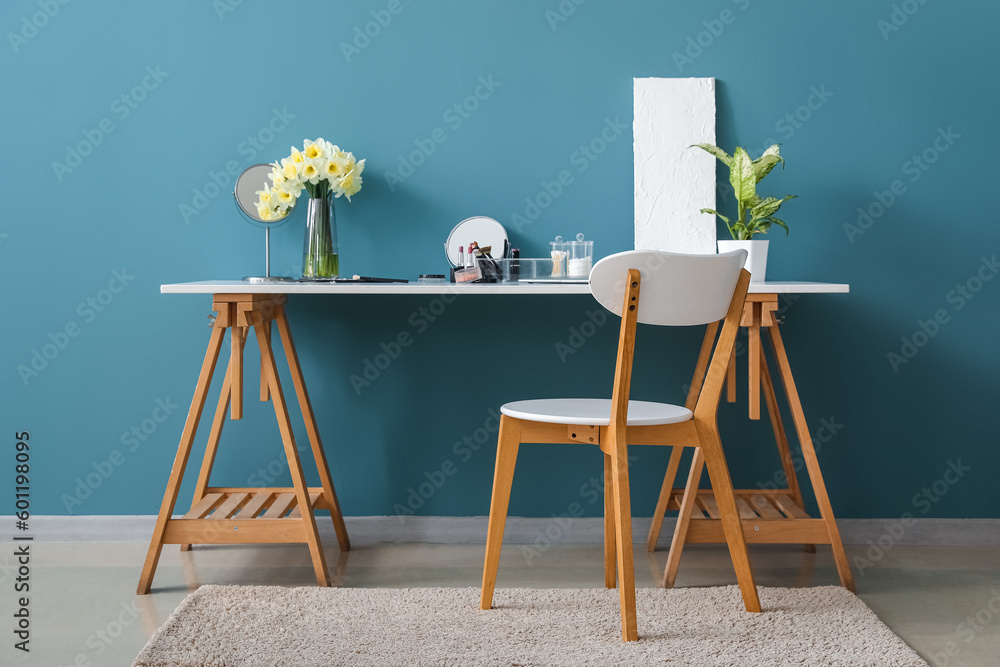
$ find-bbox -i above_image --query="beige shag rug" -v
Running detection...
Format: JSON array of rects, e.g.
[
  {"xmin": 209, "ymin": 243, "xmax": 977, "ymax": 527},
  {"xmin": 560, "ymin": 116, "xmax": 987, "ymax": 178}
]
[{"xmin": 134, "ymin": 585, "xmax": 928, "ymax": 666}]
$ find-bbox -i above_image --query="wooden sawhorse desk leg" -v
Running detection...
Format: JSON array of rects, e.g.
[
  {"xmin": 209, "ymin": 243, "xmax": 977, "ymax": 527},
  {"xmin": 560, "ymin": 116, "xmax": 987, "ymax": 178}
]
[
  {"xmin": 766, "ymin": 323, "xmax": 853, "ymax": 590},
  {"xmin": 646, "ymin": 298, "xmax": 855, "ymax": 592},
  {"xmin": 137, "ymin": 294, "xmax": 350, "ymax": 595}
]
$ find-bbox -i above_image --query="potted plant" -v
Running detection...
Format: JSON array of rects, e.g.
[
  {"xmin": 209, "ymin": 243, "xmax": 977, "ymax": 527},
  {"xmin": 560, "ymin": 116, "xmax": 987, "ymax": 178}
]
[{"xmin": 693, "ymin": 143, "xmax": 796, "ymax": 282}]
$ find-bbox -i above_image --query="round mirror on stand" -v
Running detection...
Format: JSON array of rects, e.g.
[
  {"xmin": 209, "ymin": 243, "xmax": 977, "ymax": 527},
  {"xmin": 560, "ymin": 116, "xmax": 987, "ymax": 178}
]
[
  {"xmin": 444, "ymin": 216, "xmax": 508, "ymax": 266},
  {"xmin": 235, "ymin": 163, "xmax": 296, "ymax": 283}
]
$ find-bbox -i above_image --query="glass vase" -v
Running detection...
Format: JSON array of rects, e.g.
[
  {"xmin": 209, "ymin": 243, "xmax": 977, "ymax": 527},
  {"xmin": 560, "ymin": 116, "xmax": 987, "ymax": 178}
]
[{"xmin": 302, "ymin": 196, "xmax": 339, "ymax": 279}]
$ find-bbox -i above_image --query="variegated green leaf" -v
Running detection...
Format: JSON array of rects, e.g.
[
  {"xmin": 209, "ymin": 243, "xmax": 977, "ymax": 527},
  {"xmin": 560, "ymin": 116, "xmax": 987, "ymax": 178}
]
[
  {"xmin": 751, "ymin": 195, "xmax": 796, "ymax": 219},
  {"xmin": 691, "ymin": 143, "xmax": 732, "ymax": 167},
  {"xmin": 767, "ymin": 217, "xmax": 789, "ymax": 235},
  {"xmin": 729, "ymin": 147, "xmax": 755, "ymax": 206},
  {"xmin": 751, "ymin": 144, "xmax": 783, "ymax": 182},
  {"xmin": 700, "ymin": 208, "xmax": 730, "ymax": 224},
  {"xmin": 752, "ymin": 216, "xmax": 789, "ymax": 235},
  {"xmin": 752, "ymin": 155, "xmax": 784, "ymax": 183},
  {"xmin": 758, "ymin": 144, "xmax": 781, "ymax": 160}
]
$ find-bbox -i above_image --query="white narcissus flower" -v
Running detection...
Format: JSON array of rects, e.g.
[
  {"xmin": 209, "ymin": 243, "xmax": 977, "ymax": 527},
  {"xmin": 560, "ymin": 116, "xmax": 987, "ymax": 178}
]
[
  {"xmin": 280, "ymin": 157, "xmax": 298, "ymax": 180},
  {"xmin": 256, "ymin": 184, "xmax": 274, "ymax": 206},
  {"xmin": 301, "ymin": 159, "xmax": 321, "ymax": 184},
  {"xmin": 339, "ymin": 168, "xmax": 362, "ymax": 201},
  {"xmin": 303, "ymin": 139, "xmax": 325, "ymax": 160},
  {"xmin": 257, "ymin": 205, "xmax": 275, "ymax": 221},
  {"xmin": 313, "ymin": 154, "xmax": 330, "ymax": 179},
  {"xmin": 289, "ymin": 147, "xmax": 305, "ymax": 164},
  {"xmin": 343, "ymin": 154, "xmax": 363, "ymax": 180},
  {"xmin": 325, "ymin": 154, "xmax": 348, "ymax": 179}
]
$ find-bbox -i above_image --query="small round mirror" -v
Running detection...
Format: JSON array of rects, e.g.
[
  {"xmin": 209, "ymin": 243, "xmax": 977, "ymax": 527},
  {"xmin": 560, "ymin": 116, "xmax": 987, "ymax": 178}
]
[
  {"xmin": 444, "ymin": 216, "xmax": 508, "ymax": 267},
  {"xmin": 235, "ymin": 163, "xmax": 294, "ymax": 224},
  {"xmin": 235, "ymin": 163, "xmax": 296, "ymax": 282}
]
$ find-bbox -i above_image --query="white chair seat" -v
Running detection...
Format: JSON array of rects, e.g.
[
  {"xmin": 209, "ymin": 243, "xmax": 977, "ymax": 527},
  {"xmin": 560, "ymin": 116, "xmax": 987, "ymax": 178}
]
[{"xmin": 500, "ymin": 398, "xmax": 692, "ymax": 426}]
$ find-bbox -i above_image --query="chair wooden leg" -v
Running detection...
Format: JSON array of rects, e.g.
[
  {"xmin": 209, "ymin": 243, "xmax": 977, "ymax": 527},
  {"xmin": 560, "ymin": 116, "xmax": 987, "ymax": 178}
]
[
  {"xmin": 760, "ymin": 350, "xmax": 814, "ymax": 553},
  {"xmin": 662, "ymin": 450, "xmax": 704, "ymax": 588},
  {"xmin": 768, "ymin": 325, "xmax": 855, "ymax": 592},
  {"xmin": 648, "ymin": 322, "xmax": 718, "ymax": 552},
  {"xmin": 275, "ymin": 305, "xmax": 350, "ymax": 552},
  {"xmin": 180, "ymin": 329, "xmax": 246, "ymax": 552},
  {"xmin": 137, "ymin": 324, "xmax": 227, "ymax": 594},
  {"xmin": 603, "ymin": 453, "xmax": 617, "ymax": 588},
  {"xmin": 695, "ymin": 419, "xmax": 761, "ymax": 613},
  {"xmin": 608, "ymin": 435, "xmax": 638, "ymax": 641},
  {"xmin": 480, "ymin": 416, "xmax": 522, "ymax": 610},
  {"xmin": 253, "ymin": 311, "xmax": 331, "ymax": 587}
]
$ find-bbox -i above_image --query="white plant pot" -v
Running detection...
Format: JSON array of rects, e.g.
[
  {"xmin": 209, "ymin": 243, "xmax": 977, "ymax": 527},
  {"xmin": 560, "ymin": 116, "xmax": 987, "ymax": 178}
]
[{"xmin": 718, "ymin": 240, "xmax": 768, "ymax": 283}]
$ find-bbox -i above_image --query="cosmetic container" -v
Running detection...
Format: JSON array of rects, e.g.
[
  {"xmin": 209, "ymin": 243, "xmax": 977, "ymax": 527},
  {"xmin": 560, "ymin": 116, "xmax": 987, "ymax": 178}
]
[
  {"xmin": 566, "ymin": 233, "xmax": 594, "ymax": 278},
  {"xmin": 498, "ymin": 257, "xmax": 575, "ymax": 282},
  {"xmin": 454, "ymin": 264, "xmax": 483, "ymax": 283}
]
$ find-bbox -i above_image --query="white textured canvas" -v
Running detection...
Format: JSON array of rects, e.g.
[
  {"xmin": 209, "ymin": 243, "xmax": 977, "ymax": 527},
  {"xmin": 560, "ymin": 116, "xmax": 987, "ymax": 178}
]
[{"xmin": 634, "ymin": 77, "xmax": 717, "ymax": 254}]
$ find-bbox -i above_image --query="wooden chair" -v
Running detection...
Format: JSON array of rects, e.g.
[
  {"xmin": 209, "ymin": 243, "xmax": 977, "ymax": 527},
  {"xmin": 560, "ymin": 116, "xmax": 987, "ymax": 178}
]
[{"xmin": 479, "ymin": 249, "xmax": 761, "ymax": 642}]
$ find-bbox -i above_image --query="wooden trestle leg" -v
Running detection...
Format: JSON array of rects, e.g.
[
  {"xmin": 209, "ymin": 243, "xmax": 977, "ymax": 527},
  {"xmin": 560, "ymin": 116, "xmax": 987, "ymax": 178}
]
[
  {"xmin": 137, "ymin": 294, "xmax": 350, "ymax": 594},
  {"xmin": 647, "ymin": 297, "xmax": 853, "ymax": 592},
  {"xmin": 767, "ymin": 324, "xmax": 854, "ymax": 591}
]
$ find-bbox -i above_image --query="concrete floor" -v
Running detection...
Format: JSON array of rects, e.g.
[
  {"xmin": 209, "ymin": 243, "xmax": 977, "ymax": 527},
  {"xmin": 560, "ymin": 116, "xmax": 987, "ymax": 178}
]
[{"xmin": 7, "ymin": 541, "xmax": 999, "ymax": 666}]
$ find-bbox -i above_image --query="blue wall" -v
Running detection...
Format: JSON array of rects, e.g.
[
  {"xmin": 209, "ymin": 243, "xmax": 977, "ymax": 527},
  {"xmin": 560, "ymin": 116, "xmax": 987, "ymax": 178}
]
[{"xmin": 3, "ymin": 0, "xmax": 998, "ymax": 519}]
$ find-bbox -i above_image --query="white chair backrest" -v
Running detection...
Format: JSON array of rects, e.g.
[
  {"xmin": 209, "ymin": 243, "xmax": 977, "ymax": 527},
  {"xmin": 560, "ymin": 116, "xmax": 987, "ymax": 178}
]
[{"xmin": 589, "ymin": 250, "xmax": 748, "ymax": 326}]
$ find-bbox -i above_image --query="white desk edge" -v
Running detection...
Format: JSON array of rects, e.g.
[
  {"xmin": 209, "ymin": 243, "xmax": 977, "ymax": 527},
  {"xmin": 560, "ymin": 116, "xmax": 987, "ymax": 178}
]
[{"xmin": 160, "ymin": 280, "xmax": 849, "ymax": 295}]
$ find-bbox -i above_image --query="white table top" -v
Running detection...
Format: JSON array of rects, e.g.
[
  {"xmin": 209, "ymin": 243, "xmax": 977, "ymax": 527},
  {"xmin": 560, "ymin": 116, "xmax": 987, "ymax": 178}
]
[{"xmin": 160, "ymin": 280, "xmax": 849, "ymax": 295}]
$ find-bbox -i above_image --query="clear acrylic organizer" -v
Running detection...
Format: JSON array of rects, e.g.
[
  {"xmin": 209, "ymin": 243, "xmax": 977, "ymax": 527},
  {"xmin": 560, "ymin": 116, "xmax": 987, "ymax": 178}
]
[{"xmin": 499, "ymin": 257, "xmax": 571, "ymax": 282}]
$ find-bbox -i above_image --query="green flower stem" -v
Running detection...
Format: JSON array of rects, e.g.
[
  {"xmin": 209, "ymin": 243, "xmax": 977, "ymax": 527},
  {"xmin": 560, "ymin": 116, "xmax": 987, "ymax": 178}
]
[
  {"xmin": 305, "ymin": 252, "xmax": 339, "ymax": 278},
  {"xmin": 303, "ymin": 194, "xmax": 339, "ymax": 278}
]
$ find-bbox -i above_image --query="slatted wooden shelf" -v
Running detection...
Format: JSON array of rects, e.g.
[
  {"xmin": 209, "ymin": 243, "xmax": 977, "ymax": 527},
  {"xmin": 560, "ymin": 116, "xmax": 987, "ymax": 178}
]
[
  {"xmin": 666, "ymin": 488, "xmax": 830, "ymax": 544},
  {"xmin": 162, "ymin": 489, "xmax": 328, "ymax": 545}
]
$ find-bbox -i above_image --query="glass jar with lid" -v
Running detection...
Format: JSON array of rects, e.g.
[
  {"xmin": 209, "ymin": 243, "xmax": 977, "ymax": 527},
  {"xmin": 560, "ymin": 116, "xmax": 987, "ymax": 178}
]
[{"xmin": 566, "ymin": 233, "xmax": 594, "ymax": 278}]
